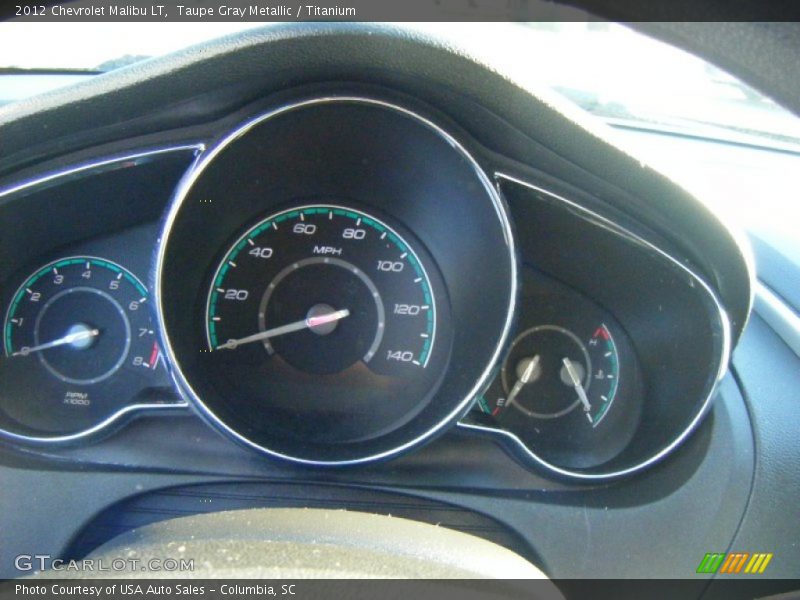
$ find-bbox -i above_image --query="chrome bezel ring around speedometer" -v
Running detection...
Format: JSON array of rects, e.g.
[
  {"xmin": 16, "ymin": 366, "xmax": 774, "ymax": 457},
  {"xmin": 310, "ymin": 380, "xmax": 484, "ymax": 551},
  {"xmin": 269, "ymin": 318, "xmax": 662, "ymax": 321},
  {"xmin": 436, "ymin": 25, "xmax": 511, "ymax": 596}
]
[{"xmin": 154, "ymin": 96, "xmax": 517, "ymax": 466}]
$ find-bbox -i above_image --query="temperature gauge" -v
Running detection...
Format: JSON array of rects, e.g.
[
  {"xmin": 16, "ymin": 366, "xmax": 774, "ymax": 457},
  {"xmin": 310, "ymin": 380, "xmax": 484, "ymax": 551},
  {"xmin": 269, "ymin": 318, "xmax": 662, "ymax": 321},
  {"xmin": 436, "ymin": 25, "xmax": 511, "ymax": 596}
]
[
  {"xmin": 476, "ymin": 277, "xmax": 641, "ymax": 470},
  {"xmin": 483, "ymin": 323, "xmax": 619, "ymax": 428}
]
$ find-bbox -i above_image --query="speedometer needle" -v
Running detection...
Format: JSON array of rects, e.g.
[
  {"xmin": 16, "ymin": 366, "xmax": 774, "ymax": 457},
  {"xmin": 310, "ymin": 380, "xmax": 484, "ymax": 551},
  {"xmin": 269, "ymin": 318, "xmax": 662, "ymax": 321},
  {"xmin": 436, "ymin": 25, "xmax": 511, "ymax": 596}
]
[
  {"xmin": 562, "ymin": 357, "xmax": 593, "ymax": 419},
  {"xmin": 216, "ymin": 308, "xmax": 350, "ymax": 351},
  {"xmin": 11, "ymin": 327, "xmax": 100, "ymax": 357}
]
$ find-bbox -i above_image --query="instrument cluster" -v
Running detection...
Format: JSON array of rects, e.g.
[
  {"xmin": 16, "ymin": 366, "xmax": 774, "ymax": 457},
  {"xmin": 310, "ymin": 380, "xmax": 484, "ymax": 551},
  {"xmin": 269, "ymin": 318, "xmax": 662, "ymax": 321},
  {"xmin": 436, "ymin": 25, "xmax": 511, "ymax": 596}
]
[{"xmin": 0, "ymin": 95, "xmax": 730, "ymax": 481}]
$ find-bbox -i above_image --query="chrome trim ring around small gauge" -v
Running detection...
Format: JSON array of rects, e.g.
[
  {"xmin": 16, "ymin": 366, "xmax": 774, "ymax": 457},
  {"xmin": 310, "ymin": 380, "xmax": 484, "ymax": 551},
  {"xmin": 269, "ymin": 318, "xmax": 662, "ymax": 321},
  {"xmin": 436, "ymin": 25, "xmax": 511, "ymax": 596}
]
[
  {"xmin": 456, "ymin": 172, "xmax": 733, "ymax": 481},
  {"xmin": 0, "ymin": 147, "xmax": 199, "ymax": 446},
  {"xmin": 500, "ymin": 325, "xmax": 594, "ymax": 420},
  {"xmin": 154, "ymin": 96, "xmax": 518, "ymax": 467}
]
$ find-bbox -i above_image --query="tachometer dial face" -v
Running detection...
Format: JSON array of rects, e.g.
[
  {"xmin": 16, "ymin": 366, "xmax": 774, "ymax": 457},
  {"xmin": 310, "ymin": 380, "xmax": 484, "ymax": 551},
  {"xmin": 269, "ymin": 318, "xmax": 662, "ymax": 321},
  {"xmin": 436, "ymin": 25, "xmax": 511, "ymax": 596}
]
[
  {"xmin": 1, "ymin": 257, "xmax": 166, "ymax": 438},
  {"xmin": 197, "ymin": 204, "xmax": 451, "ymax": 455}
]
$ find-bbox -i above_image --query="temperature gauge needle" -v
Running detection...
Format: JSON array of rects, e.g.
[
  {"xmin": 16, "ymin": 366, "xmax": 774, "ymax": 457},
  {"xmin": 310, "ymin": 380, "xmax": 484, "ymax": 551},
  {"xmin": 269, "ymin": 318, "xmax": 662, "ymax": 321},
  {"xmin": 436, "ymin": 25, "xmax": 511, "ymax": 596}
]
[
  {"xmin": 562, "ymin": 357, "xmax": 593, "ymax": 422},
  {"xmin": 506, "ymin": 354, "xmax": 540, "ymax": 408},
  {"xmin": 11, "ymin": 327, "xmax": 100, "ymax": 357},
  {"xmin": 217, "ymin": 308, "xmax": 350, "ymax": 350}
]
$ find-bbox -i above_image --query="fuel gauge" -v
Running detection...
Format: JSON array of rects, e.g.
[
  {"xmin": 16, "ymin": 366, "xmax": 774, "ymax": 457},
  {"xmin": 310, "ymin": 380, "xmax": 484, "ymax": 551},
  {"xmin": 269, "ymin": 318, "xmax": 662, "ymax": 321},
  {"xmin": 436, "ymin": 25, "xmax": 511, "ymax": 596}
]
[
  {"xmin": 487, "ymin": 323, "xmax": 619, "ymax": 427},
  {"xmin": 477, "ymin": 277, "xmax": 641, "ymax": 470}
]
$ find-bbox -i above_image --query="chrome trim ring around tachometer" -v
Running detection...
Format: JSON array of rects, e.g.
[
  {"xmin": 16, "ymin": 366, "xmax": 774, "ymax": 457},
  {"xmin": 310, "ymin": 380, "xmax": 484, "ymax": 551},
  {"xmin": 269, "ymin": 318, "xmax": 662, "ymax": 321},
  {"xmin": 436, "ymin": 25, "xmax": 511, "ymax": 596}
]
[
  {"xmin": 457, "ymin": 172, "xmax": 733, "ymax": 481},
  {"xmin": 154, "ymin": 96, "xmax": 518, "ymax": 467},
  {"xmin": 0, "ymin": 147, "xmax": 199, "ymax": 446}
]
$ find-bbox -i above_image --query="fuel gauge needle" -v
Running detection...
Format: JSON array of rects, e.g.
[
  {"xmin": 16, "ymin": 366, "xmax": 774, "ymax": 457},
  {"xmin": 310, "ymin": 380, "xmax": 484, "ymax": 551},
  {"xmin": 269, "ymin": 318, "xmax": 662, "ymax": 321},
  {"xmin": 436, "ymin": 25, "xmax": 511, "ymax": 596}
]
[
  {"xmin": 506, "ymin": 354, "xmax": 540, "ymax": 408},
  {"xmin": 562, "ymin": 357, "xmax": 593, "ymax": 423}
]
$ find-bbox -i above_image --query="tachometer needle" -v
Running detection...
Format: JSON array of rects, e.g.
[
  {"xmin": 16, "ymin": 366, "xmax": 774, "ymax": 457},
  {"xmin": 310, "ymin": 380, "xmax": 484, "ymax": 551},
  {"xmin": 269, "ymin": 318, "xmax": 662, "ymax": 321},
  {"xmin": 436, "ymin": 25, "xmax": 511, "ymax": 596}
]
[
  {"xmin": 216, "ymin": 308, "xmax": 350, "ymax": 351},
  {"xmin": 562, "ymin": 357, "xmax": 593, "ymax": 419},
  {"xmin": 11, "ymin": 327, "xmax": 100, "ymax": 357},
  {"xmin": 505, "ymin": 354, "xmax": 540, "ymax": 408}
]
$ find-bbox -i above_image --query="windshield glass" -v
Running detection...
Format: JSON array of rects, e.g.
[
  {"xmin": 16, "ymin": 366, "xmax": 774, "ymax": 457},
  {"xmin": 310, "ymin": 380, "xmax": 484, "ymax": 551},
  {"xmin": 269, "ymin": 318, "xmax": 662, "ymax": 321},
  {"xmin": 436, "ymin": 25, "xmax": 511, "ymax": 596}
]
[
  {"xmin": 0, "ymin": 22, "xmax": 265, "ymax": 71},
  {"xmin": 519, "ymin": 23, "xmax": 800, "ymax": 149},
  {"xmin": 2, "ymin": 21, "xmax": 800, "ymax": 149}
]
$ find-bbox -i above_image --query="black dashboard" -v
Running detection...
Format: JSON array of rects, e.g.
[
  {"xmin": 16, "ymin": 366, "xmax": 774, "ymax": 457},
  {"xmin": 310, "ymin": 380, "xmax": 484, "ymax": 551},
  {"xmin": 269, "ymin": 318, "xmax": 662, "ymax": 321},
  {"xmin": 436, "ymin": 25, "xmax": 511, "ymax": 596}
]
[{"xmin": 3, "ymin": 22, "xmax": 796, "ymax": 590}]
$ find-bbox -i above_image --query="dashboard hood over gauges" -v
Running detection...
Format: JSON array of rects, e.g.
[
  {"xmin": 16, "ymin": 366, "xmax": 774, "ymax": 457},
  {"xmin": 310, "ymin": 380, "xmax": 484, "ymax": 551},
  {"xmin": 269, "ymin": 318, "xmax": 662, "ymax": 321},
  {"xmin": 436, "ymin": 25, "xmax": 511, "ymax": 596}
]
[
  {"xmin": 0, "ymin": 23, "xmax": 753, "ymax": 348},
  {"xmin": 0, "ymin": 23, "xmax": 753, "ymax": 478}
]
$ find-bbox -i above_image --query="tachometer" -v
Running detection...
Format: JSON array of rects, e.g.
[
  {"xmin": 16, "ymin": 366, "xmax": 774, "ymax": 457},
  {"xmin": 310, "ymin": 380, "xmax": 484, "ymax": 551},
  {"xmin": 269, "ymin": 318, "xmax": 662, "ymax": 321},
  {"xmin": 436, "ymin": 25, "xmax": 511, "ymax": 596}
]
[{"xmin": 1, "ymin": 256, "xmax": 170, "ymax": 439}]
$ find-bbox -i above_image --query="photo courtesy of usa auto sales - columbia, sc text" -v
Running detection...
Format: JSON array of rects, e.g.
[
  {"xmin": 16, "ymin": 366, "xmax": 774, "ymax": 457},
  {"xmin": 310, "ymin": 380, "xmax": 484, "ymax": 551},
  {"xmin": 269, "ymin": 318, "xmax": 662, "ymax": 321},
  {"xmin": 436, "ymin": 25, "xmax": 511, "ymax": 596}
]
[{"xmin": 14, "ymin": 584, "xmax": 298, "ymax": 597}]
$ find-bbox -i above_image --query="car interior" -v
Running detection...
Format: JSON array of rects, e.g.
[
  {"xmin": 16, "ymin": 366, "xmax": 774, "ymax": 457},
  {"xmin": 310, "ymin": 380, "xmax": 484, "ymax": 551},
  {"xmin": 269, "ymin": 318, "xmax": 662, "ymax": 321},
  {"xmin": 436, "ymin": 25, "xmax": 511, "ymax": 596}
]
[{"xmin": 0, "ymin": 12, "xmax": 798, "ymax": 597}]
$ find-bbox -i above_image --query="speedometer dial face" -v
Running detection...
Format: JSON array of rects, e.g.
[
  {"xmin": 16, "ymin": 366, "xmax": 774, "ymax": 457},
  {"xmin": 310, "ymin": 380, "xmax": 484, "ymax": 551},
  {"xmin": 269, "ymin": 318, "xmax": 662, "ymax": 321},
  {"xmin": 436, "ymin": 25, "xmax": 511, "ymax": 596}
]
[
  {"xmin": 207, "ymin": 205, "xmax": 436, "ymax": 371},
  {"xmin": 197, "ymin": 204, "xmax": 451, "ymax": 457}
]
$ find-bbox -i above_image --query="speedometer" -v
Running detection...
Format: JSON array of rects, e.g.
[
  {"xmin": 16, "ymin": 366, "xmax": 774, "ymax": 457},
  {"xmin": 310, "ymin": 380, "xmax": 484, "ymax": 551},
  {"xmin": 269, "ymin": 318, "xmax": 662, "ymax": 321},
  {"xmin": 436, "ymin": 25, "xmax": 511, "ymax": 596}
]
[
  {"xmin": 201, "ymin": 204, "xmax": 449, "ymax": 449},
  {"xmin": 156, "ymin": 96, "xmax": 515, "ymax": 465},
  {"xmin": 207, "ymin": 205, "xmax": 437, "ymax": 372}
]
